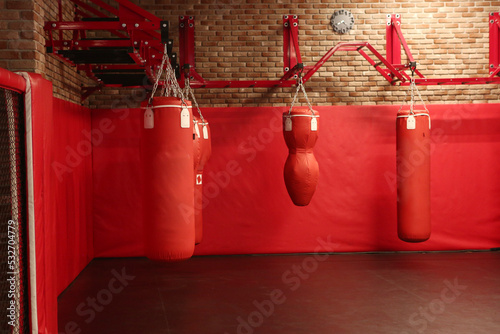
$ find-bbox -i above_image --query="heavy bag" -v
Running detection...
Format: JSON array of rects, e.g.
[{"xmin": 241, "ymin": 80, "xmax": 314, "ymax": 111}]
[
  {"xmin": 283, "ymin": 107, "xmax": 319, "ymax": 206},
  {"xmin": 396, "ymin": 109, "xmax": 431, "ymax": 242},
  {"xmin": 194, "ymin": 118, "xmax": 211, "ymax": 244},
  {"xmin": 141, "ymin": 97, "xmax": 195, "ymax": 261}
]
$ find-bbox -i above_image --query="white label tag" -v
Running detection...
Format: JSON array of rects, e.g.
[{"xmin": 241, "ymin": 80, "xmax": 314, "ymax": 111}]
[
  {"xmin": 194, "ymin": 122, "xmax": 200, "ymax": 138},
  {"xmin": 202, "ymin": 124, "xmax": 209, "ymax": 139},
  {"xmin": 311, "ymin": 117, "xmax": 318, "ymax": 131},
  {"xmin": 285, "ymin": 118, "xmax": 292, "ymax": 131},
  {"xmin": 406, "ymin": 115, "xmax": 416, "ymax": 130},
  {"xmin": 196, "ymin": 174, "xmax": 202, "ymax": 185},
  {"xmin": 428, "ymin": 117, "xmax": 431, "ymax": 130},
  {"xmin": 144, "ymin": 108, "xmax": 154, "ymax": 129},
  {"xmin": 180, "ymin": 107, "xmax": 190, "ymax": 129}
]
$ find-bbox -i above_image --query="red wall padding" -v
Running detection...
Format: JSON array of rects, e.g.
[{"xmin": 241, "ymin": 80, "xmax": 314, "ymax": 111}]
[
  {"xmin": 91, "ymin": 108, "xmax": 144, "ymax": 257},
  {"xmin": 52, "ymin": 98, "xmax": 94, "ymax": 294},
  {"xmin": 27, "ymin": 73, "xmax": 57, "ymax": 334},
  {"xmin": 92, "ymin": 104, "xmax": 500, "ymax": 257}
]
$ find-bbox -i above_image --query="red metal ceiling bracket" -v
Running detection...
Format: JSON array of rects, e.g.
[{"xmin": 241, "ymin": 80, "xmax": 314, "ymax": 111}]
[
  {"xmin": 489, "ymin": 12, "xmax": 500, "ymax": 76},
  {"xmin": 283, "ymin": 15, "xmax": 302, "ymax": 75},
  {"xmin": 179, "ymin": 16, "xmax": 198, "ymax": 86},
  {"xmin": 386, "ymin": 14, "xmax": 401, "ymax": 68}
]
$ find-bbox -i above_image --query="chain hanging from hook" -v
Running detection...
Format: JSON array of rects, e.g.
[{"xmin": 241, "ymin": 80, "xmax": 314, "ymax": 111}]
[
  {"xmin": 147, "ymin": 43, "xmax": 188, "ymax": 106},
  {"xmin": 184, "ymin": 77, "xmax": 205, "ymax": 122},
  {"xmin": 398, "ymin": 62, "xmax": 428, "ymax": 115},
  {"xmin": 288, "ymin": 73, "xmax": 315, "ymax": 116},
  {"xmin": 147, "ymin": 44, "xmax": 169, "ymax": 107}
]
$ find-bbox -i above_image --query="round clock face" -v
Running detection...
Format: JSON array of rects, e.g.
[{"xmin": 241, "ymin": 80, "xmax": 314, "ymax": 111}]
[{"xmin": 330, "ymin": 10, "xmax": 354, "ymax": 34}]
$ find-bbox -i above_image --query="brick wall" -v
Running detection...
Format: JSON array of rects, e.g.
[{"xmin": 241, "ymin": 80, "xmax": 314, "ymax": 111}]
[
  {"xmin": 41, "ymin": 0, "xmax": 93, "ymax": 104},
  {"xmin": 2, "ymin": 0, "xmax": 499, "ymax": 107},
  {"xmin": 89, "ymin": 0, "xmax": 500, "ymax": 108},
  {"xmin": 0, "ymin": 0, "xmax": 89, "ymax": 104}
]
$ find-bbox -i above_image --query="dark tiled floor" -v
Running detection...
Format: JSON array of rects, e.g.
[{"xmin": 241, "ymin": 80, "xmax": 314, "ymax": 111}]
[{"xmin": 58, "ymin": 251, "xmax": 500, "ymax": 334}]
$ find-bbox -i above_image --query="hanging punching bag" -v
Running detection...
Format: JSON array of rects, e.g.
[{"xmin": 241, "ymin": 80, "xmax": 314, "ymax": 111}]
[
  {"xmin": 194, "ymin": 118, "xmax": 211, "ymax": 244},
  {"xmin": 141, "ymin": 97, "xmax": 195, "ymax": 261},
  {"xmin": 396, "ymin": 109, "xmax": 431, "ymax": 242},
  {"xmin": 283, "ymin": 107, "xmax": 319, "ymax": 206}
]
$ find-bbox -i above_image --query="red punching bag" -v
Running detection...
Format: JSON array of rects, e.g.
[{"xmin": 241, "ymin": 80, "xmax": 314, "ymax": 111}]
[
  {"xmin": 141, "ymin": 97, "xmax": 195, "ymax": 261},
  {"xmin": 396, "ymin": 109, "xmax": 431, "ymax": 242},
  {"xmin": 283, "ymin": 107, "xmax": 319, "ymax": 206},
  {"xmin": 194, "ymin": 118, "xmax": 211, "ymax": 244}
]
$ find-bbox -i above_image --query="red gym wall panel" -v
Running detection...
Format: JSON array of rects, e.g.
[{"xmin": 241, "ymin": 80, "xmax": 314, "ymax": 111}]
[
  {"xmin": 52, "ymin": 98, "xmax": 94, "ymax": 294},
  {"xmin": 91, "ymin": 104, "xmax": 500, "ymax": 257},
  {"xmin": 91, "ymin": 108, "xmax": 144, "ymax": 257}
]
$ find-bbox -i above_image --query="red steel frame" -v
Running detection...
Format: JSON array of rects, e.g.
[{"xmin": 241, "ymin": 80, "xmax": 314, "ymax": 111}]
[
  {"xmin": 45, "ymin": 0, "xmax": 169, "ymax": 100},
  {"xmin": 490, "ymin": 12, "xmax": 500, "ymax": 78},
  {"xmin": 45, "ymin": 6, "xmax": 500, "ymax": 99},
  {"xmin": 179, "ymin": 13, "xmax": 500, "ymax": 89}
]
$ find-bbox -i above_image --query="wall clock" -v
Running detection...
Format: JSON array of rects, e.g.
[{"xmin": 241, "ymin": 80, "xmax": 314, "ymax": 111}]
[{"xmin": 330, "ymin": 9, "xmax": 355, "ymax": 34}]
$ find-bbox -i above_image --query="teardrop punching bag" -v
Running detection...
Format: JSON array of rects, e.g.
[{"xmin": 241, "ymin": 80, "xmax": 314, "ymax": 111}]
[
  {"xmin": 396, "ymin": 109, "xmax": 431, "ymax": 242},
  {"xmin": 283, "ymin": 107, "xmax": 319, "ymax": 206},
  {"xmin": 141, "ymin": 97, "xmax": 195, "ymax": 261},
  {"xmin": 193, "ymin": 118, "xmax": 211, "ymax": 244}
]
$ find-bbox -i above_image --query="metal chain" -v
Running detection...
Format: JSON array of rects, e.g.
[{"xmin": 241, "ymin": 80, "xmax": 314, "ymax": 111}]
[
  {"xmin": 148, "ymin": 44, "xmax": 169, "ymax": 107},
  {"xmin": 410, "ymin": 78, "xmax": 415, "ymax": 114},
  {"xmin": 398, "ymin": 77, "xmax": 428, "ymax": 114},
  {"xmin": 288, "ymin": 76, "xmax": 315, "ymax": 115},
  {"xmin": 185, "ymin": 77, "xmax": 205, "ymax": 122}
]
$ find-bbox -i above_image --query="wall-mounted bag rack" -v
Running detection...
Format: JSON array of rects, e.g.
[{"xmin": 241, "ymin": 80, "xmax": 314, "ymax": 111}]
[
  {"xmin": 44, "ymin": 0, "xmax": 178, "ymax": 100},
  {"xmin": 44, "ymin": 4, "xmax": 500, "ymax": 100},
  {"xmin": 178, "ymin": 13, "xmax": 500, "ymax": 88}
]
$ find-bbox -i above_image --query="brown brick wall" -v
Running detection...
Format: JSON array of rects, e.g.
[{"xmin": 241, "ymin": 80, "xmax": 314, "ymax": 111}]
[
  {"xmin": 89, "ymin": 0, "xmax": 500, "ymax": 108},
  {"xmin": 41, "ymin": 0, "xmax": 93, "ymax": 104},
  {"xmin": 0, "ymin": 0, "xmax": 89, "ymax": 104},
  {"xmin": 2, "ymin": 0, "xmax": 499, "ymax": 107}
]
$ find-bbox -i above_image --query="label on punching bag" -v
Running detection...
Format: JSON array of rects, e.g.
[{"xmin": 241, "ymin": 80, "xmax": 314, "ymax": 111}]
[
  {"xmin": 180, "ymin": 106, "xmax": 190, "ymax": 129},
  {"xmin": 406, "ymin": 115, "xmax": 416, "ymax": 130},
  {"xmin": 203, "ymin": 124, "xmax": 209, "ymax": 139},
  {"xmin": 194, "ymin": 121, "xmax": 200, "ymax": 137},
  {"xmin": 144, "ymin": 108, "xmax": 154, "ymax": 129},
  {"xmin": 311, "ymin": 117, "xmax": 318, "ymax": 131},
  {"xmin": 285, "ymin": 117, "xmax": 292, "ymax": 131}
]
